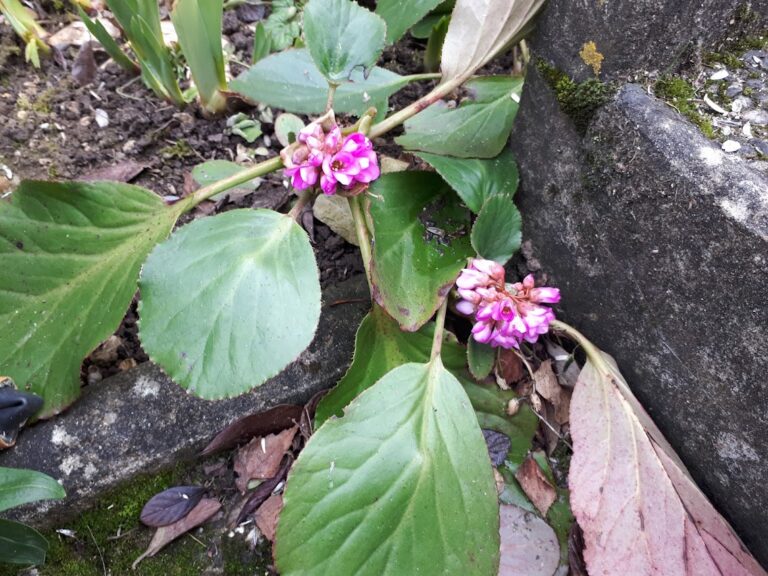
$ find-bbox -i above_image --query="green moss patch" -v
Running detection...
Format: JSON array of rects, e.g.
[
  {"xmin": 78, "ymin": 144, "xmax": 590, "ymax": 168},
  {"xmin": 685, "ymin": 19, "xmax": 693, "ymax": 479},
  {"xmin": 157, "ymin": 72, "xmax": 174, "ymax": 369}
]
[{"xmin": 653, "ymin": 76, "xmax": 715, "ymax": 139}]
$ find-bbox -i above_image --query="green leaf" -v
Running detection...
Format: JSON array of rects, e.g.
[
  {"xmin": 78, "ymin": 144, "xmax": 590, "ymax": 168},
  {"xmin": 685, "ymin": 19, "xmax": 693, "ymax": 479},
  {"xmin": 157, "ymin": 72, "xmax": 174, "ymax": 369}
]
[
  {"xmin": 139, "ymin": 209, "xmax": 321, "ymax": 399},
  {"xmin": 468, "ymin": 338, "xmax": 495, "ymax": 380},
  {"xmin": 415, "ymin": 147, "xmax": 519, "ymax": 214},
  {"xmin": 191, "ymin": 160, "xmax": 260, "ymax": 200},
  {"xmin": 315, "ymin": 304, "xmax": 469, "ymax": 425},
  {"xmin": 376, "ymin": 0, "xmax": 443, "ymax": 43},
  {"xmin": 77, "ymin": 6, "xmax": 138, "ymax": 72},
  {"xmin": 263, "ymin": 0, "xmax": 300, "ymax": 51},
  {"xmin": 471, "ymin": 195, "xmax": 522, "ymax": 265},
  {"xmin": 231, "ymin": 49, "xmax": 408, "ymax": 117},
  {"xmin": 0, "ymin": 519, "xmax": 48, "ymax": 565},
  {"xmin": 303, "ymin": 0, "xmax": 386, "ymax": 84},
  {"xmin": 251, "ymin": 22, "xmax": 272, "ymax": 64},
  {"xmin": 129, "ymin": 14, "xmax": 185, "ymax": 106},
  {"xmin": 171, "ymin": 0, "xmax": 227, "ymax": 113},
  {"xmin": 410, "ymin": 13, "xmax": 443, "ymax": 39},
  {"xmin": 276, "ymin": 359, "xmax": 500, "ymax": 575},
  {"xmin": 0, "ymin": 468, "xmax": 65, "ymax": 513},
  {"xmin": 0, "ymin": 181, "xmax": 179, "ymax": 416},
  {"xmin": 274, "ymin": 113, "xmax": 305, "ymax": 147},
  {"xmin": 396, "ymin": 76, "xmax": 524, "ymax": 158},
  {"xmin": 368, "ymin": 171, "xmax": 472, "ymax": 331}
]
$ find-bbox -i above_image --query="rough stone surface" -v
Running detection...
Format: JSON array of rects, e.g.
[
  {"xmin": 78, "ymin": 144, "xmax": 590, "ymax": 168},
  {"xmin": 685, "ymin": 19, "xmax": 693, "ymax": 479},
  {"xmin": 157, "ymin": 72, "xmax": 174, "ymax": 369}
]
[
  {"xmin": 531, "ymin": 0, "xmax": 768, "ymax": 80},
  {"xmin": 0, "ymin": 276, "xmax": 369, "ymax": 526},
  {"xmin": 510, "ymin": 71, "xmax": 768, "ymax": 565}
]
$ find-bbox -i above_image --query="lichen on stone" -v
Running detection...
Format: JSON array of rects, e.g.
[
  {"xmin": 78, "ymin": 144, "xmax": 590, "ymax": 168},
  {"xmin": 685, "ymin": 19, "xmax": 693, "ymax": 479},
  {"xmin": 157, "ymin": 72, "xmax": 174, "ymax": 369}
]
[{"xmin": 579, "ymin": 41, "xmax": 605, "ymax": 76}]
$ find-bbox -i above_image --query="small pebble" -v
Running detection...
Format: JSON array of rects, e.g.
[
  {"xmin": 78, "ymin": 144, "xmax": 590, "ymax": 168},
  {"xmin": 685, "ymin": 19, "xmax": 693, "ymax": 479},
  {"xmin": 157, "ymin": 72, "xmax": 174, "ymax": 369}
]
[
  {"xmin": 94, "ymin": 108, "xmax": 109, "ymax": 128},
  {"xmin": 710, "ymin": 69, "xmax": 729, "ymax": 81},
  {"xmin": 743, "ymin": 109, "xmax": 768, "ymax": 126},
  {"xmin": 722, "ymin": 140, "xmax": 742, "ymax": 153}
]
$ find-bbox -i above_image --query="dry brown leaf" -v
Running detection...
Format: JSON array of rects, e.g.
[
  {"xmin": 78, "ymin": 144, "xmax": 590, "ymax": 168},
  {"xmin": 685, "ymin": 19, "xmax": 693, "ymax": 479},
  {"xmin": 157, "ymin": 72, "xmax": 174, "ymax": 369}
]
[
  {"xmin": 255, "ymin": 493, "xmax": 283, "ymax": 542},
  {"xmin": 234, "ymin": 426, "xmax": 298, "ymax": 493},
  {"xmin": 132, "ymin": 498, "xmax": 221, "ymax": 569},
  {"xmin": 440, "ymin": 0, "xmax": 546, "ymax": 81},
  {"xmin": 79, "ymin": 160, "xmax": 148, "ymax": 183},
  {"xmin": 499, "ymin": 504, "xmax": 560, "ymax": 576},
  {"xmin": 313, "ymin": 194, "xmax": 359, "ymax": 246},
  {"xmin": 544, "ymin": 341, "xmax": 580, "ymax": 389},
  {"xmin": 497, "ymin": 348, "xmax": 524, "ymax": 386},
  {"xmin": 515, "ymin": 456, "xmax": 556, "ymax": 517},
  {"xmin": 533, "ymin": 359, "xmax": 571, "ymax": 425},
  {"xmin": 570, "ymin": 357, "xmax": 767, "ymax": 576}
]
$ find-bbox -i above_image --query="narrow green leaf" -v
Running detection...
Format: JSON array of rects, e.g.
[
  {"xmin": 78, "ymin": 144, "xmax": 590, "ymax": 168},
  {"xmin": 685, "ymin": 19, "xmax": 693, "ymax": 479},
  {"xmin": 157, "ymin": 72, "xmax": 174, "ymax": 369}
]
[
  {"xmin": 139, "ymin": 210, "xmax": 321, "ymax": 399},
  {"xmin": 0, "ymin": 519, "xmax": 48, "ymax": 565},
  {"xmin": 129, "ymin": 14, "xmax": 185, "ymax": 105},
  {"xmin": 231, "ymin": 49, "xmax": 409, "ymax": 117},
  {"xmin": 315, "ymin": 304, "xmax": 468, "ymax": 425},
  {"xmin": 303, "ymin": 0, "xmax": 386, "ymax": 83},
  {"xmin": 77, "ymin": 6, "xmax": 137, "ymax": 72},
  {"xmin": 0, "ymin": 468, "xmax": 65, "ymax": 513},
  {"xmin": 368, "ymin": 171, "xmax": 473, "ymax": 331},
  {"xmin": 397, "ymin": 76, "xmax": 525, "ymax": 158},
  {"xmin": 471, "ymin": 195, "xmax": 522, "ymax": 265},
  {"xmin": 0, "ymin": 181, "xmax": 180, "ymax": 416},
  {"xmin": 468, "ymin": 338, "xmax": 495, "ymax": 380},
  {"xmin": 276, "ymin": 359, "xmax": 500, "ymax": 575},
  {"xmin": 171, "ymin": 0, "xmax": 227, "ymax": 112},
  {"xmin": 251, "ymin": 22, "xmax": 271, "ymax": 64},
  {"xmin": 415, "ymin": 148, "xmax": 519, "ymax": 213},
  {"xmin": 376, "ymin": 0, "xmax": 443, "ymax": 43},
  {"xmin": 423, "ymin": 14, "xmax": 449, "ymax": 72}
]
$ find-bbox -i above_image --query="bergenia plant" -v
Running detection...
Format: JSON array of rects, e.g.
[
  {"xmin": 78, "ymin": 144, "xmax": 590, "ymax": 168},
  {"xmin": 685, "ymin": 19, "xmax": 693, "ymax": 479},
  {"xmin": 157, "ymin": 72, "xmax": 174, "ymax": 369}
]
[{"xmin": 1, "ymin": 0, "xmax": 765, "ymax": 573}]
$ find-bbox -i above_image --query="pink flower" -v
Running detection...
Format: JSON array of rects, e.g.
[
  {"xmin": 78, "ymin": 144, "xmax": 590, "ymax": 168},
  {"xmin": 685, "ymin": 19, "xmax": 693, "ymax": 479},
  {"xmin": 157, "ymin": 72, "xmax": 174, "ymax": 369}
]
[
  {"xmin": 455, "ymin": 259, "xmax": 560, "ymax": 349},
  {"xmin": 283, "ymin": 121, "xmax": 379, "ymax": 196}
]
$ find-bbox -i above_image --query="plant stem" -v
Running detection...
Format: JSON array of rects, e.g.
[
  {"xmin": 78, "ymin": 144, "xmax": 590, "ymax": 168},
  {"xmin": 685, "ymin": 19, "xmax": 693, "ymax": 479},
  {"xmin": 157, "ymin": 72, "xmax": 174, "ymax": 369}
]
[
  {"xmin": 369, "ymin": 76, "xmax": 461, "ymax": 139},
  {"xmin": 288, "ymin": 188, "xmax": 316, "ymax": 221},
  {"xmin": 430, "ymin": 299, "xmax": 449, "ymax": 361},
  {"xmin": 325, "ymin": 83, "xmax": 338, "ymax": 112},
  {"xmin": 549, "ymin": 320, "xmax": 609, "ymax": 373},
  {"xmin": 348, "ymin": 195, "xmax": 373, "ymax": 288},
  {"xmin": 177, "ymin": 155, "xmax": 283, "ymax": 213},
  {"xmin": 401, "ymin": 72, "xmax": 443, "ymax": 82}
]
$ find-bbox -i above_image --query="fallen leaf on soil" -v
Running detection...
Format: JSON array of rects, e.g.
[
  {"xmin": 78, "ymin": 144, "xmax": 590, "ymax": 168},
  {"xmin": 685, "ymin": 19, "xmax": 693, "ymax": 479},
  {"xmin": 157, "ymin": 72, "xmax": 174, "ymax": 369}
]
[
  {"xmin": 79, "ymin": 160, "xmax": 148, "ymax": 183},
  {"xmin": 313, "ymin": 194, "xmax": 359, "ymax": 246},
  {"xmin": 48, "ymin": 19, "xmax": 120, "ymax": 49},
  {"xmin": 133, "ymin": 498, "xmax": 221, "ymax": 569},
  {"xmin": 515, "ymin": 456, "xmax": 556, "ymax": 517},
  {"xmin": 568, "ymin": 523, "xmax": 588, "ymax": 576},
  {"xmin": 255, "ymin": 493, "xmax": 283, "ymax": 542},
  {"xmin": 140, "ymin": 486, "xmax": 206, "ymax": 527},
  {"xmin": 88, "ymin": 335, "xmax": 122, "ymax": 364},
  {"xmin": 533, "ymin": 360, "xmax": 571, "ymax": 425},
  {"xmin": 234, "ymin": 426, "xmax": 298, "ymax": 493},
  {"xmin": 497, "ymin": 348, "xmax": 524, "ymax": 386},
  {"xmin": 72, "ymin": 41, "xmax": 97, "ymax": 86},
  {"xmin": 544, "ymin": 341, "xmax": 580, "ymax": 389},
  {"xmin": 498, "ymin": 504, "xmax": 560, "ymax": 576},
  {"xmin": 201, "ymin": 404, "xmax": 302, "ymax": 456},
  {"xmin": 380, "ymin": 155, "xmax": 409, "ymax": 174},
  {"xmin": 235, "ymin": 456, "xmax": 293, "ymax": 526},
  {"xmin": 570, "ymin": 355, "xmax": 768, "ymax": 576}
]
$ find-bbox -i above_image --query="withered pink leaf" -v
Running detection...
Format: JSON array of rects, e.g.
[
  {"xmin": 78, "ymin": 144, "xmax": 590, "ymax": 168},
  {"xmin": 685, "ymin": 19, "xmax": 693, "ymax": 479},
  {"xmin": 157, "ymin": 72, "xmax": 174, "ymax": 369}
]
[
  {"xmin": 255, "ymin": 493, "xmax": 283, "ymax": 542},
  {"xmin": 133, "ymin": 498, "xmax": 221, "ymax": 569},
  {"xmin": 140, "ymin": 486, "xmax": 205, "ymax": 527},
  {"xmin": 498, "ymin": 504, "xmax": 560, "ymax": 576},
  {"xmin": 234, "ymin": 425, "xmax": 298, "ymax": 493},
  {"xmin": 201, "ymin": 404, "xmax": 302, "ymax": 456},
  {"xmin": 570, "ymin": 356, "xmax": 767, "ymax": 576},
  {"xmin": 515, "ymin": 456, "xmax": 557, "ymax": 517}
]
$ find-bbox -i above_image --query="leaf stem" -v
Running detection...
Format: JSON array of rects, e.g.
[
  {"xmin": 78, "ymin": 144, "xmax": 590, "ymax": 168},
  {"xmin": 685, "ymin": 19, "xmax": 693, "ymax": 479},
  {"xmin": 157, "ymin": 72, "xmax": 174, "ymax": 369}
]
[
  {"xmin": 325, "ymin": 82, "xmax": 338, "ymax": 112},
  {"xmin": 177, "ymin": 155, "xmax": 283, "ymax": 213},
  {"xmin": 348, "ymin": 195, "xmax": 373, "ymax": 290},
  {"xmin": 401, "ymin": 72, "xmax": 443, "ymax": 82},
  {"xmin": 430, "ymin": 299, "xmax": 448, "ymax": 361},
  {"xmin": 288, "ymin": 188, "xmax": 317, "ymax": 221},
  {"xmin": 369, "ymin": 76, "xmax": 462, "ymax": 139},
  {"xmin": 549, "ymin": 320, "xmax": 610, "ymax": 374}
]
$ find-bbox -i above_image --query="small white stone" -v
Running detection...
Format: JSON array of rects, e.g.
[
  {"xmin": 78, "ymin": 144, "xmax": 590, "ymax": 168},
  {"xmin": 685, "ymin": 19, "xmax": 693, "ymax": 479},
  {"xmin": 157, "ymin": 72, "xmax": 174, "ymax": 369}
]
[
  {"xmin": 721, "ymin": 140, "xmax": 741, "ymax": 153},
  {"xmin": 742, "ymin": 122, "xmax": 753, "ymax": 138},
  {"xmin": 709, "ymin": 69, "xmax": 729, "ymax": 81},
  {"xmin": 94, "ymin": 109, "xmax": 109, "ymax": 128}
]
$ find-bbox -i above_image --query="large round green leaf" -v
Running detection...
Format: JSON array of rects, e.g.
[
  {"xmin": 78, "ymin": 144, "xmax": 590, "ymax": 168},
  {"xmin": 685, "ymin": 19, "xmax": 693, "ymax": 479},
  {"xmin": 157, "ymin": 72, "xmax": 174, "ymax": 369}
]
[
  {"xmin": 230, "ymin": 49, "xmax": 408, "ymax": 117},
  {"xmin": 396, "ymin": 76, "xmax": 524, "ymax": 158},
  {"xmin": 471, "ymin": 195, "xmax": 522, "ymax": 265},
  {"xmin": 368, "ymin": 171, "xmax": 473, "ymax": 331},
  {"xmin": 0, "ymin": 468, "xmax": 65, "ymax": 513},
  {"xmin": 276, "ymin": 359, "xmax": 500, "ymax": 575},
  {"xmin": 415, "ymin": 148, "xmax": 519, "ymax": 214},
  {"xmin": 303, "ymin": 0, "xmax": 386, "ymax": 83},
  {"xmin": 0, "ymin": 180, "xmax": 180, "ymax": 417},
  {"xmin": 376, "ymin": 0, "xmax": 443, "ymax": 43},
  {"xmin": 139, "ymin": 209, "xmax": 320, "ymax": 399},
  {"xmin": 0, "ymin": 519, "xmax": 48, "ymax": 565},
  {"xmin": 315, "ymin": 304, "xmax": 468, "ymax": 425}
]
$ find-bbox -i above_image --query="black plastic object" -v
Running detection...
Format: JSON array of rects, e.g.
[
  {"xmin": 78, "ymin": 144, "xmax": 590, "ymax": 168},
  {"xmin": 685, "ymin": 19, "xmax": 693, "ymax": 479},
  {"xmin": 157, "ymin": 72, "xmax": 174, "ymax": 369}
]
[{"xmin": 0, "ymin": 378, "xmax": 44, "ymax": 449}]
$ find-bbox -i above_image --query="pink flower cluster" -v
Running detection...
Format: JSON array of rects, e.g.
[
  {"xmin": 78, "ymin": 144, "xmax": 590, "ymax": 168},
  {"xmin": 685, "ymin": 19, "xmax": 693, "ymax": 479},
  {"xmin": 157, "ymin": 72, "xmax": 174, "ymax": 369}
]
[
  {"xmin": 283, "ymin": 121, "xmax": 380, "ymax": 196},
  {"xmin": 456, "ymin": 259, "xmax": 561, "ymax": 349}
]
